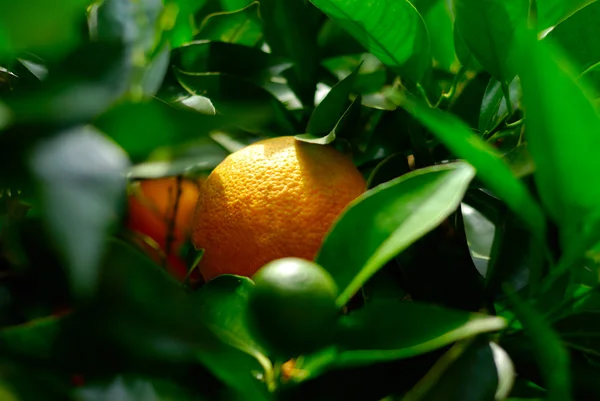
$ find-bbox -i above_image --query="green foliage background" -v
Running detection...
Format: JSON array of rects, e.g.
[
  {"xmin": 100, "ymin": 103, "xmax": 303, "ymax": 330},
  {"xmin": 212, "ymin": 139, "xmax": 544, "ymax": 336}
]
[{"xmin": 1, "ymin": 0, "xmax": 600, "ymax": 400}]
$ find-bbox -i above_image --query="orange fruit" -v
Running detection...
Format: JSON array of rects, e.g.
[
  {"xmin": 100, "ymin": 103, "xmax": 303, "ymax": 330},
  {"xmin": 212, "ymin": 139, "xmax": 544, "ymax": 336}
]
[
  {"xmin": 247, "ymin": 257, "xmax": 339, "ymax": 358},
  {"xmin": 126, "ymin": 177, "xmax": 202, "ymax": 281},
  {"xmin": 191, "ymin": 136, "xmax": 366, "ymax": 281}
]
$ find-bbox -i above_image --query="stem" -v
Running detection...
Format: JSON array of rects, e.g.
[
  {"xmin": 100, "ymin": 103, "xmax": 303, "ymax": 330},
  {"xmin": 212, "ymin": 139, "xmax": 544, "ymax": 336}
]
[{"xmin": 435, "ymin": 65, "xmax": 468, "ymax": 109}]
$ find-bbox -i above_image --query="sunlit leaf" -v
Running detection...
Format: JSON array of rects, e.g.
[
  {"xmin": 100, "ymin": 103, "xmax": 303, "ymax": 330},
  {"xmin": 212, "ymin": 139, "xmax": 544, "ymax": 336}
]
[
  {"xmin": 309, "ymin": 0, "xmax": 431, "ymax": 83},
  {"xmin": 317, "ymin": 161, "xmax": 475, "ymax": 307}
]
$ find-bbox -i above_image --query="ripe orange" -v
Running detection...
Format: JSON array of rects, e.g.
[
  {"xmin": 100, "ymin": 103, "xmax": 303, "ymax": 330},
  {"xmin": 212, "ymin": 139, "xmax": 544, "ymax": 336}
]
[
  {"xmin": 191, "ymin": 136, "xmax": 366, "ymax": 281},
  {"xmin": 126, "ymin": 177, "xmax": 202, "ymax": 281},
  {"xmin": 247, "ymin": 257, "xmax": 339, "ymax": 358}
]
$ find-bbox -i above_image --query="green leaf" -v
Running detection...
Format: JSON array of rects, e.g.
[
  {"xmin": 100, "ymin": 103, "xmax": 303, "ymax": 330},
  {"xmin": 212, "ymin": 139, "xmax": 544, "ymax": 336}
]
[
  {"xmin": 197, "ymin": 2, "xmax": 263, "ymax": 47},
  {"xmin": 413, "ymin": 0, "xmax": 457, "ymax": 71},
  {"xmin": 453, "ymin": 26, "xmax": 482, "ymax": 71},
  {"xmin": 0, "ymin": 0, "xmax": 89, "ymax": 60},
  {"xmin": 93, "ymin": 98, "xmax": 228, "ymax": 163},
  {"xmin": 505, "ymin": 288, "xmax": 573, "ymax": 401},
  {"xmin": 219, "ymin": 0, "xmax": 254, "ymax": 11},
  {"xmin": 192, "ymin": 275, "xmax": 270, "ymax": 361},
  {"xmin": 305, "ymin": 62, "xmax": 361, "ymax": 135},
  {"xmin": 538, "ymin": 0, "xmax": 596, "ymax": 31},
  {"xmin": 453, "ymin": 0, "xmax": 529, "ymax": 83},
  {"xmin": 401, "ymin": 339, "xmax": 515, "ymax": 401},
  {"xmin": 553, "ymin": 311, "xmax": 600, "ymax": 357},
  {"xmin": 462, "ymin": 203, "xmax": 495, "ymax": 277},
  {"xmin": 175, "ymin": 69, "xmax": 300, "ymax": 135},
  {"xmin": 366, "ymin": 153, "xmax": 411, "ymax": 189},
  {"xmin": 29, "ymin": 126, "xmax": 130, "ymax": 299},
  {"xmin": 309, "ymin": 0, "xmax": 431, "ymax": 83},
  {"xmin": 296, "ymin": 300, "xmax": 506, "ymax": 380},
  {"xmin": 398, "ymin": 94, "xmax": 546, "ymax": 238},
  {"xmin": 172, "ymin": 40, "xmax": 286, "ymax": 86},
  {"xmin": 579, "ymin": 62, "xmax": 600, "ymax": 100},
  {"xmin": 317, "ymin": 161, "xmax": 476, "ymax": 308},
  {"xmin": 546, "ymin": 1, "xmax": 600, "ymax": 75},
  {"xmin": 295, "ymin": 95, "xmax": 361, "ymax": 145},
  {"xmin": 513, "ymin": 28, "xmax": 600, "ymax": 233},
  {"xmin": 479, "ymin": 76, "xmax": 522, "ymax": 136},
  {"xmin": 260, "ymin": 0, "xmax": 321, "ymax": 106},
  {"xmin": 0, "ymin": 315, "xmax": 63, "ymax": 360},
  {"xmin": 164, "ymin": 0, "xmax": 208, "ymax": 48}
]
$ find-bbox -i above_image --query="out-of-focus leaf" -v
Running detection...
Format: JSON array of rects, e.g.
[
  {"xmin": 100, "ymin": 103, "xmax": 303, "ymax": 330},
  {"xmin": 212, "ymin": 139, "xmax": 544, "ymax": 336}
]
[
  {"xmin": 29, "ymin": 126, "xmax": 130, "ymax": 299},
  {"xmin": 317, "ymin": 19, "xmax": 366, "ymax": 59},
  {"xmin": 399, "ymin": 94, "xmax": 546, "ymax": 238},
  {"xmin": 260, "ymin": 0, "xmax": 321, "ymax": 106},
  {"xmin": 294, "ymin": 300, "xmax": 506, "ymax": 381},
  {"xmin": 305, "ymin": 63, "xmax": 361, "ymax": 135},
  {"xmin": 506, "ymin": 288, "xmax": 572, "ymax": 401},
  {"xmin": 546, "ymin": 1, "xmax": 600, "ymax": 75},
  {"xmin": 538, "ymin": 0, "xmax": 596, "ymax": 31},
  {"xmin": 401, "ymin": 339, "xmax": 514, "ymax": 401},
  {"xmin": 219, "ymin": 0, "xmax": 254, "ymax": 11},
  {"xmin": 165, "ymin": 0, "xmax": 209, "ymax": 48},
  {"xmin": 93, "ymin": 99, "xmax": 228, "ymax": 162},
  {"xmin": 513, "ymin": 27, "xmax": 600, "ymax": 237},
  {"xmin": 317, "ymin": 162, "xmax": 475, "ymax": 307},
  {"xmin": 454, "ymin": 26, "xmax": 482, "ymax": 71},
  {"xmin": 175, "ymin": 70, "xmax": 300, "ymax": 135},
  {"xmin": 0, "ymin": 315, "xmax": 63, "ymax": 360},
  {"xmin": 197, "ymin": 2, "xmax": 263, "ymax": 47},
  {"xmin": 580, "ymin": 62, "xmax": 600, "ymax": 100},
  {"xmin": 552, "ymin": 311, "xmax": 600, "ymax": 358},
  {"xmin": 479, "ymin": 76, "xmax": 522, "ymax": 136},
  {"xmin": 310, "ymin": 0, "xmax": 431, "ymax": 83},
  {"xmin": 454, "ymin": 0, "xmax": 529, "ymax": 83},
  {"xmin": 0, "ymin": 0, "xmax": 89, "ymax": 60}
]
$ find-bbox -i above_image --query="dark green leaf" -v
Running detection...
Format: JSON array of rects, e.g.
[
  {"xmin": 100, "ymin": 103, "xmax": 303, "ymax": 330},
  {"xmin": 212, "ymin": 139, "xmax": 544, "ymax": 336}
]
[
  {"xmin": 29, "ymin": 126, "xmax": 130, "ymax": 299},
  {"xmin": 453, "ymin": 26, "xmax": 483, "ymax": 71},
  {"xmin": 306, "ymin": 62, "xmax": 361, "ymax": 135},
  {"xmin": 175, "ymin": 69, "xmax": 300, "ymax": 135},
  {"xmin": 505, "ymin": 288, "xmax": 572, "ymax": 401},
  {"xmin": 296, "ymin": 300, "xmax": 506, "ymax": 380},
  {"xmin": 0, "ymin": 315, "xmax": 63, "ymax": 360},
  {"xmin": 412, "ymin": 0, "xmax": 457, "ymax": 71},
  {"xmin": 454, "ymin": 0, "xmax": 529, "ymax": 83},
  {"xmin": 553, "ymin": 311, "xmax": 600, "ymax": 358},
  {"xmin": 93, "ymin": 98, "xmax": 229, "ymax": 162},
  {"xmin": 580, "ymin": 62, "xmax": 600, "ymax": 100},
  {"xmin": 296, "ymin": 94, "xmax": 362, "ymax": 144},
  {"xmin": 398, "ymin": 94, "xmax": 546, "ymax": 238},
  {"xmin": 546, "ymin": 1, "xmax": 600, "ymax": 75},
  {"xmin": 401, "ymin": 339, "xmax": 514, "ymax": 401},
  {"xmin": 197, "ymin": 2, "xmax": 263, "ymax": 47},
  {"xmin": 479, "ymin": 76, "xmax": 522, "ymax": 136},
  {"xmin": 365, "ymin": 153, "xmax": 411, "ymax": 189},
  {"xmin": 513, "ymin": 27, "xmax": 600, "ymax": 235},
  {"xmin": 309, "ymin": 0, "xmax": 431, "ymax": 83},
  {"xmin": 260, "ymin": 0, "xmax": 321, "ymax": 106},
  {"xmin": 317, "ymin": 161, "xmax": 475, "ymax": 307}
]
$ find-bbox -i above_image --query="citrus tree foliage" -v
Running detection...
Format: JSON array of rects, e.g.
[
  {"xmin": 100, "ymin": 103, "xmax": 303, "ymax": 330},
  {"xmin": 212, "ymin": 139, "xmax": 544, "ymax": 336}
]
[{"xmin": 1, "ymin": 0, "xmax": 600, "ymax": 400}]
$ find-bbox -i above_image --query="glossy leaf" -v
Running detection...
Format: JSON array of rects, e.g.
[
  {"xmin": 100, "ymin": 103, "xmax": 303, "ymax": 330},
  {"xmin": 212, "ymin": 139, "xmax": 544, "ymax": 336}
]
[
  {"xmin": 546, "ymin": 1, "xmax": 600, "ymax": 75},
  {"xmin": 317, "ymin": 161, "xmax": 476, "ymax": 307},
  {"xmin": 309, "ymin": 0, "xmax": 431, "ymax": 83},
  {"xmin": 192, "ymin": 275, "xmax": 270, "ymax": 362},
  {"xmin": 29, "ymin": 126, "xmax": 130, "ymax": 299},
  {"xmin": 513, "ymin": 28, "xmax": 600, "ymax": 232},
  {"xmin": 197, "ymin": 2, "xmax": 263, "ymax": 47},
  {"xmin": 175, "ymin": 70, "xmax": 300, "ymax": 135},
  {"xmin": 260, "ymin": 0, "xmax": 321, "ymax": 106},
  {"xmin": 462, "ymin": 203, "xmax": 495, "ymax": 277},
  {"xmin": 295, "ymin": 95, "xmax": 361, "ymax": 144},
  {"xmin": 454, "ymin": 0, "xmax": 529, "ymax": 83},
  {"xmin": 479, "ymin": 76, "xmax": 522, "ymax": 135},
  {"xmin": 295, "ymin": 300, "xmax": 506, "ymax": 380},
  {"xmin": 399, "ymin": 94, "xmax": 546, "ymax": 237},
  {"xmin": 538, "ymin": 0, "xmax": 596, "ymax": 30},
  {"xmin": 306, "ymin": 62, "xmax": 361, "ymax": 135}
]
